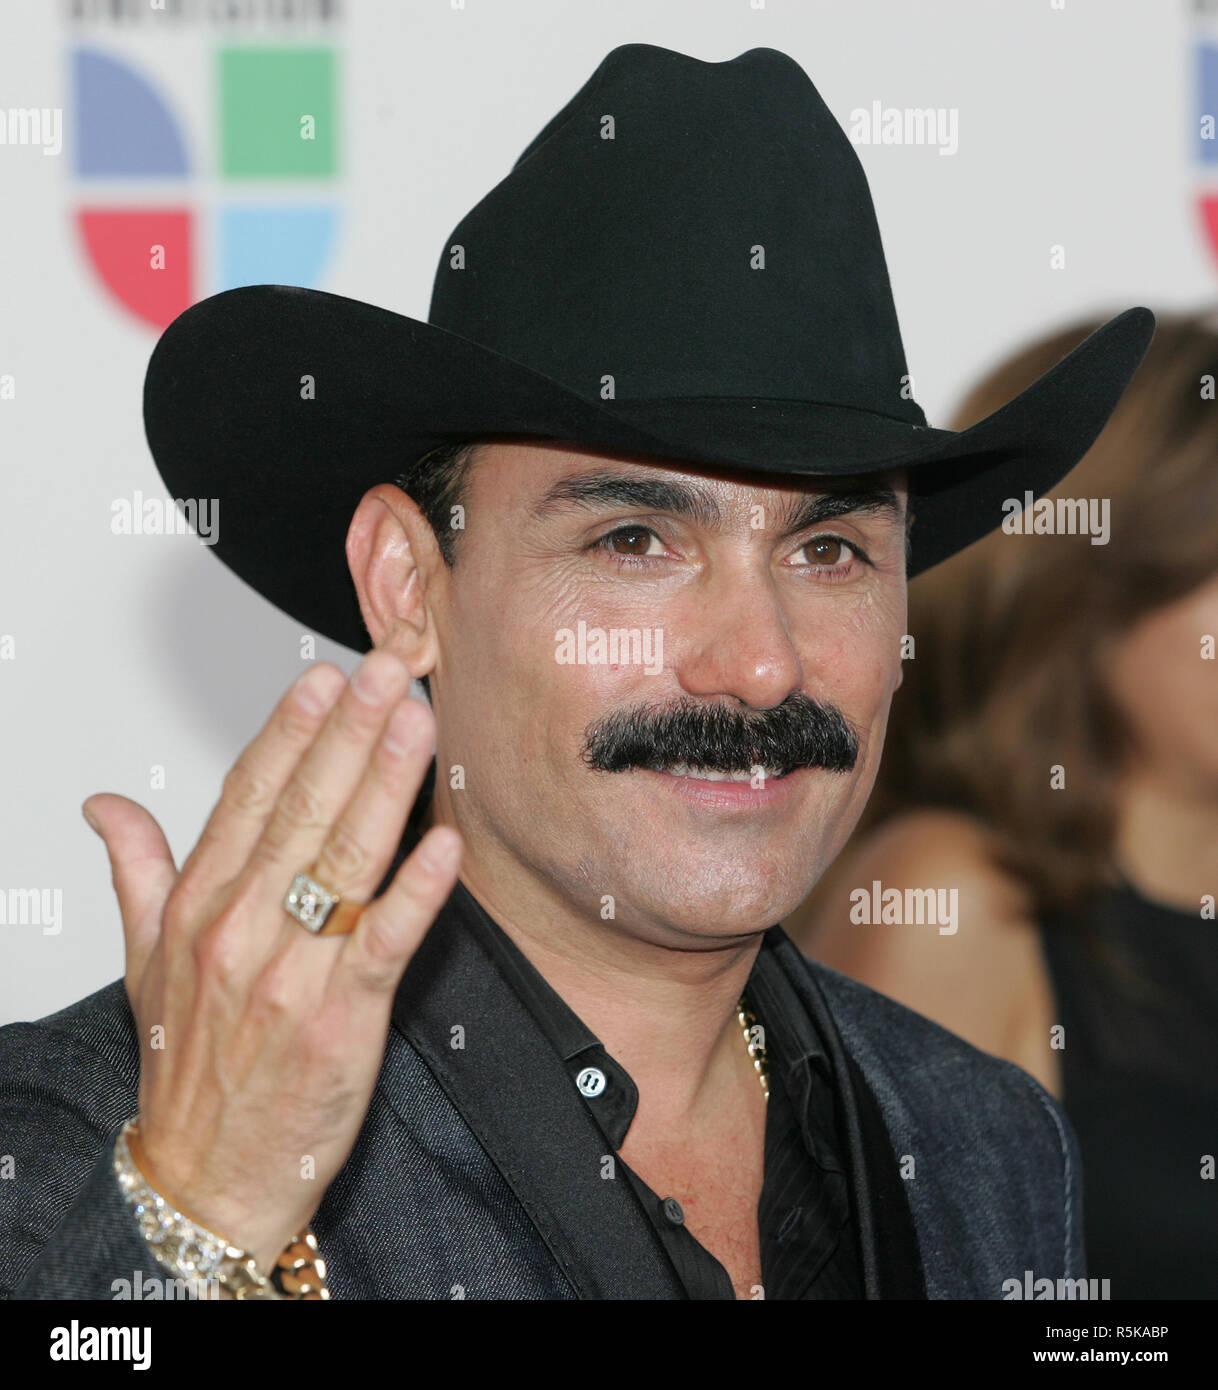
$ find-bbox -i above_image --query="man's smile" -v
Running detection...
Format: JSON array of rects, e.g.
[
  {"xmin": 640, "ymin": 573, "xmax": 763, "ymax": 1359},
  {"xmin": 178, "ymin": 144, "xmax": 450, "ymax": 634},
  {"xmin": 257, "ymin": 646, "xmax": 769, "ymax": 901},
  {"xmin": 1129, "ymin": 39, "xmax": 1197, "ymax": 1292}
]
[
  {"xmin": 635, "ymin": 763, "xmax": 812, "ymax": 809},
  {"xmin": 645, "ymin": 762, "xmax": 788, "ymax": 782}
]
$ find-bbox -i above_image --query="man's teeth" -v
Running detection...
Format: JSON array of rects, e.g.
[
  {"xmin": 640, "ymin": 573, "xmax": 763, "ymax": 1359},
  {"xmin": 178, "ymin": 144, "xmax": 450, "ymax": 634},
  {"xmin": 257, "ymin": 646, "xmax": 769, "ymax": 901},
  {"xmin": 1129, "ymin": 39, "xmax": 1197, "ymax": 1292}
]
[{"xmin": 650, "ymin": 762, "xmax": 784, "ymax": 782}]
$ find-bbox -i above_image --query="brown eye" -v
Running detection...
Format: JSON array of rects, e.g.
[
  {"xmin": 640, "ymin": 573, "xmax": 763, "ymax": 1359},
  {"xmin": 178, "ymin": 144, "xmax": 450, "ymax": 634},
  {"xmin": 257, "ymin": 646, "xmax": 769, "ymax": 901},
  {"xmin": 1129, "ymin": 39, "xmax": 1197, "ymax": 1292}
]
[
  {"xmin": 608, "ymin": 527, "xmax": 654, "ymax": 556},
  {"xmin": 806, "ymin": 535, "xmax": 845, "ymax": 565}
]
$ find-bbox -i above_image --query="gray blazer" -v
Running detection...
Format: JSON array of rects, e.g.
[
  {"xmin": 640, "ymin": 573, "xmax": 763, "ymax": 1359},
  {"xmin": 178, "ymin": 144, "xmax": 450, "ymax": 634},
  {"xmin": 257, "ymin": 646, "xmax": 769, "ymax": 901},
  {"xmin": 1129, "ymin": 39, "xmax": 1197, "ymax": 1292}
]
[{"xmin": 0, "ymin": 899, "xmax": 1082, "ymax": 1300}]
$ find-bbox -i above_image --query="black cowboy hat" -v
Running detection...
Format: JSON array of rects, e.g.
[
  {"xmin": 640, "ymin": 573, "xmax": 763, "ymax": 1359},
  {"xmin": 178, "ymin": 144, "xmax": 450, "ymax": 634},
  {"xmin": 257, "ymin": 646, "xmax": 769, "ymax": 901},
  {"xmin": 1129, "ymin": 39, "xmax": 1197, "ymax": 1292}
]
[{"xmin": 143, "ymin": 43, "xmax": 1155, "ymax": 654}]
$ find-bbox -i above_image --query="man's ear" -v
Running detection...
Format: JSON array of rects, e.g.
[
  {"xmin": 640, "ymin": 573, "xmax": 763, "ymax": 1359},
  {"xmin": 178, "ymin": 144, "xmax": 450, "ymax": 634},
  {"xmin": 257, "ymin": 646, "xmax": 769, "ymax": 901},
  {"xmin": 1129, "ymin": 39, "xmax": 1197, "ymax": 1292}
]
[{"xmin": 345, "ymin": 483, "xmax": 443, "ymax": 679}]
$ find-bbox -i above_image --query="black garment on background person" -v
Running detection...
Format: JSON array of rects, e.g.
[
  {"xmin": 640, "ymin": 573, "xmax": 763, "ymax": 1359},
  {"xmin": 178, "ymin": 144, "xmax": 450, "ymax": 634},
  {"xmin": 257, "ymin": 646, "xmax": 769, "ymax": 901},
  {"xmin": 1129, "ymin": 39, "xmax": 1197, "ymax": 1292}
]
[
  {"xmin": 1039, "ymin": 877, "xmax": 1218, "ymax": 1299},
  {"xmin": 386, "ymin": 820, "xmax": 907, "ymax": 1299}
]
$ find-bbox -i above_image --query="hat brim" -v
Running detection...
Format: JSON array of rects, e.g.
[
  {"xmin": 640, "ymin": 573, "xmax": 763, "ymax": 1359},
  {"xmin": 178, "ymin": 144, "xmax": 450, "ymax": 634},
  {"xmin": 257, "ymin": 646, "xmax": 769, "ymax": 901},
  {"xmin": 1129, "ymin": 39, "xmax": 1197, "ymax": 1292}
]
[{"xmin": 143, "ymin": 286, "xmax": 1154, "ymax": 653}]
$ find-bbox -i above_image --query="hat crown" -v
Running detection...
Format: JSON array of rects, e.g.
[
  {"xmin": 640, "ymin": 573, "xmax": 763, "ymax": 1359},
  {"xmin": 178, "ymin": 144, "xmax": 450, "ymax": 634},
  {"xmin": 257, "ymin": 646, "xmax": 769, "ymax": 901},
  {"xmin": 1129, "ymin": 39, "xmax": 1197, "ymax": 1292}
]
[{"xmin": 428, "ymin": 43, "xmax": 924, "ymax": 426}]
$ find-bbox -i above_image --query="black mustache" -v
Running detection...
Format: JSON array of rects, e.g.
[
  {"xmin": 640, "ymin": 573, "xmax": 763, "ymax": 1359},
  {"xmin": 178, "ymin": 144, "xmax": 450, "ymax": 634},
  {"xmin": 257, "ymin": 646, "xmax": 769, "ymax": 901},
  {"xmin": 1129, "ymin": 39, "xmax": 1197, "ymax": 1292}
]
[{"xmin": 582, "ymin": 693, "xmax": 859, "ymax": 779}]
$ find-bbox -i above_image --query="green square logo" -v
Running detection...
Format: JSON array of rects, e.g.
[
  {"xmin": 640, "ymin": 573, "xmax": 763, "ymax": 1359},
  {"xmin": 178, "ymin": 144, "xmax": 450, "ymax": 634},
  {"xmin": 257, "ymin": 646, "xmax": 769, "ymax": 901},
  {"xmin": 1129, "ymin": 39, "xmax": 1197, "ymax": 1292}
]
[{"xmin": 220, "ymin": 48, "xmax": 336, "ymax": 178}]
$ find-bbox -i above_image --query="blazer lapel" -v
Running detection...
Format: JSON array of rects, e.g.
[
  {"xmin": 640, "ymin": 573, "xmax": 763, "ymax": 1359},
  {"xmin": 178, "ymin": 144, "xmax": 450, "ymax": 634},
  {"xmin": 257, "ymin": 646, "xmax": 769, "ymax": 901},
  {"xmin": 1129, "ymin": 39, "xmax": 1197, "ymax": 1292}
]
[{"xmin": 389, "ymin": 881, "xmax": 686, "ymax": 1299}]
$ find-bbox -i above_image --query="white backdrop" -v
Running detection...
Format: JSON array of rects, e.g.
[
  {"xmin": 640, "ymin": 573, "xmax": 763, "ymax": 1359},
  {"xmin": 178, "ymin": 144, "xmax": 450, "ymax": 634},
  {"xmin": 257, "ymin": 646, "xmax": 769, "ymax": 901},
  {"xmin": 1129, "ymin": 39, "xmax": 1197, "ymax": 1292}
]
[{"xmin": 1, "ymin": 0, "xmax": 1211, "ymax": 1022}]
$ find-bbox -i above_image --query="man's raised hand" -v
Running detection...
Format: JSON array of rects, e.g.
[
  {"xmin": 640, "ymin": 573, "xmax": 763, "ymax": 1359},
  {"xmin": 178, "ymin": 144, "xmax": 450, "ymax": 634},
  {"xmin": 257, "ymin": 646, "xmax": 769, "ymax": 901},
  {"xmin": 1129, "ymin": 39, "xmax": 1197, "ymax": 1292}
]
[{"xmin": 81, "ymin": 652, "xmax": 461, "ymax": 1273}]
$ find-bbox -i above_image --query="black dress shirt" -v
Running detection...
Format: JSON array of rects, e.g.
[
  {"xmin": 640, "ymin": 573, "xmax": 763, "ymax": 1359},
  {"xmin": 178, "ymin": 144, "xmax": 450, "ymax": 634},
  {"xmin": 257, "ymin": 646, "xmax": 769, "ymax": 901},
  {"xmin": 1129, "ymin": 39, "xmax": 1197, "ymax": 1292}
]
[{"xmin": 396, "ymin": 820, "xmax": 862, "ymax": 1299}]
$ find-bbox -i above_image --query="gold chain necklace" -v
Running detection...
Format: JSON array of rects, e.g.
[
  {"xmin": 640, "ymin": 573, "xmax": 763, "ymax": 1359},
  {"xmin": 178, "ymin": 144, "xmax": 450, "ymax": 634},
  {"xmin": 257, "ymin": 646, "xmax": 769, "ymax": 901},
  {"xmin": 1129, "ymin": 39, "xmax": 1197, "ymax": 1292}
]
[{"xmin": 736, "ymin": 992, "xmax": 770, "ymax": 1101}]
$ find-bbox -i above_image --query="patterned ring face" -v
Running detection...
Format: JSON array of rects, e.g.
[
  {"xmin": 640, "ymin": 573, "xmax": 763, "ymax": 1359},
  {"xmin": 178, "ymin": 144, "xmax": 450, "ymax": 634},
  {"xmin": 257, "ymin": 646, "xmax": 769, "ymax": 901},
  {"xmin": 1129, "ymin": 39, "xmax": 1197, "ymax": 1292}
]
[{"xmin": 283, "ymin": 871, "xmax": 339, "ymax": 933}]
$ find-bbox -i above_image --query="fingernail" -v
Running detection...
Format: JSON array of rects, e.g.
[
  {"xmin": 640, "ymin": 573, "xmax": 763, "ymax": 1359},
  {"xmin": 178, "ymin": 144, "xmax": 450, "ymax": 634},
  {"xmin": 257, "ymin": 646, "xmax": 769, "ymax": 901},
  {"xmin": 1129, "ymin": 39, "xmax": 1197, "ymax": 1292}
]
[{"xmin": 82, "ymin": 803, "xmax": 101, "ymax": 834}]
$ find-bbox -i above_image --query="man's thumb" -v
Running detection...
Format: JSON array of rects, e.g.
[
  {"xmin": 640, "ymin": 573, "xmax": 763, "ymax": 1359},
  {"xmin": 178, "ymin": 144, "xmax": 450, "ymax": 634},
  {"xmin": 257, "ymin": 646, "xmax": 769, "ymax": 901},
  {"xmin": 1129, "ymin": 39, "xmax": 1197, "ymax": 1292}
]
[{"xmin": 81, "ymin": 794, "xmax": 178, "ymax": 971}]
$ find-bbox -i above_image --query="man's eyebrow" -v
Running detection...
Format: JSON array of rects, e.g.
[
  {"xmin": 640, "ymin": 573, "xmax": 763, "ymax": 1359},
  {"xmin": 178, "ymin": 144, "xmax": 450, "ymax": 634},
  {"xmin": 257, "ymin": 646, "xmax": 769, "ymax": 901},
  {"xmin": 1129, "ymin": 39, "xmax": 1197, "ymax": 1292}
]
[
  {"xmin": 776, "ymin": 487, "xmax": 905, "ymax": 536},
  {"xmin": 528, "ymin": 471, "xmax": 723, "ymax": 528},
  {"xmin": 528, "ymin": 469, "xmax": 906, "ymax": 534}
]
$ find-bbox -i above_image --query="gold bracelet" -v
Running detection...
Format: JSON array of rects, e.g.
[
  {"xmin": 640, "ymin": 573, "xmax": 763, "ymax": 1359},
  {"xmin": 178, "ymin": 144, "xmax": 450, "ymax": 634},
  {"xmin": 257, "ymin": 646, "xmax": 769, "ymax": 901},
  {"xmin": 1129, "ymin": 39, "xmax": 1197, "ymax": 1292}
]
[{"xmin": 113, "ymin": 1119, "xmax": 330, "ymax": 1300}]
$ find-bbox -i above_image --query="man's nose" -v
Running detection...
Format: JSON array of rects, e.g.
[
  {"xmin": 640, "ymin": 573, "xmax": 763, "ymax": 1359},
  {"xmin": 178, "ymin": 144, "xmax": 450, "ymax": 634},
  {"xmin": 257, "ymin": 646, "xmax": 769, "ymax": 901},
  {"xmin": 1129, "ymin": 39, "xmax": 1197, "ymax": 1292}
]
[{"xmin": 671, "ymin": 562, "xmax": 804, "ymax": 711}]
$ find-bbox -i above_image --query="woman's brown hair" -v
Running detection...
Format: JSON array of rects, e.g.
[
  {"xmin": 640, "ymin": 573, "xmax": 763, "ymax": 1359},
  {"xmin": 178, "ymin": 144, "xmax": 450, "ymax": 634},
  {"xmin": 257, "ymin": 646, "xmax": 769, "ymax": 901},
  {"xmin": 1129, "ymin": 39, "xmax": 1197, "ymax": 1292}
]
[{"xmin": 861, "ymin": 307, "xmax": 1218, "ymax": 919}]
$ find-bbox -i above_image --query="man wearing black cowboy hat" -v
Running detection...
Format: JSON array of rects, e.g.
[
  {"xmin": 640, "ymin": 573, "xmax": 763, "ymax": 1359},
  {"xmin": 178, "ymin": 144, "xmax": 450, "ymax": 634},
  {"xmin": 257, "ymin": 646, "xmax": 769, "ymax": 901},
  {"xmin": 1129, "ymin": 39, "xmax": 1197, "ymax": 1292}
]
[{"xmin": 1, "ymin": 43, "xmax": 1152, "ymax": 1300}]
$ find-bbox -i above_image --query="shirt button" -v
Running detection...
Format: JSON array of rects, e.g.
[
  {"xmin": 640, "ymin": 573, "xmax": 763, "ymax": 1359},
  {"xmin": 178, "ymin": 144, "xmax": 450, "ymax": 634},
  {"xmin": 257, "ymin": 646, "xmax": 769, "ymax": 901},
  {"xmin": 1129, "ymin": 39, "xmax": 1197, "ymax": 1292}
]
[
  {"xmin": 575, "ymin": 1066, "xmax": 607, "ymax": 1098},
  {"xmin": 662, "ymin": 1196, "xmax": 685, "ymax": 1225}
]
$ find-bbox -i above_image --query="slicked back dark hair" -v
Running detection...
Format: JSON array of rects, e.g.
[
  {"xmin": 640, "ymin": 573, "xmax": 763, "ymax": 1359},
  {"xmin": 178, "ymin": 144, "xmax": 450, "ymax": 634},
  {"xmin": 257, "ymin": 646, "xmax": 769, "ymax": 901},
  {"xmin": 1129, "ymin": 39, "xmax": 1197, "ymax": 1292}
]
[{"xmin": 392, "ymin": 439, "xmax": 480, "ymax": 568}]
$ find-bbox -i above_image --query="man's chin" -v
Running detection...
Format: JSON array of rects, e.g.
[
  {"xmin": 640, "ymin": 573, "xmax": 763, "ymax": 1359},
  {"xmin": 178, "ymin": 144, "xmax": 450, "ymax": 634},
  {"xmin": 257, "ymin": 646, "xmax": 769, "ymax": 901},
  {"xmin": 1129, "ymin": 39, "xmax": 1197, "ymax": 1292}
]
[
  {"xmin": 630, "ymin": 896, "xmax": 798, "ymax": 943},
  {"xmin": 606, "ymin": 852, "xmax": 813, "ymax": 941}
]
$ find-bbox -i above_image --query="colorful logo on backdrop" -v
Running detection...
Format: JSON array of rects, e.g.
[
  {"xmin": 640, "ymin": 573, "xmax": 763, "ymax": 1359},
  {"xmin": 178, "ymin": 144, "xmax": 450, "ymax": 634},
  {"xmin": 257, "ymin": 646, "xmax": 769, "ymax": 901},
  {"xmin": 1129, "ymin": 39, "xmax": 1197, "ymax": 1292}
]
[
  {"xmin": 70, "ymin": 44, "xmax": 339, "ymax": 329},
  {"xmin": 1199, "ymin": 36, "xmax": 1218, "ymax": 267}
]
